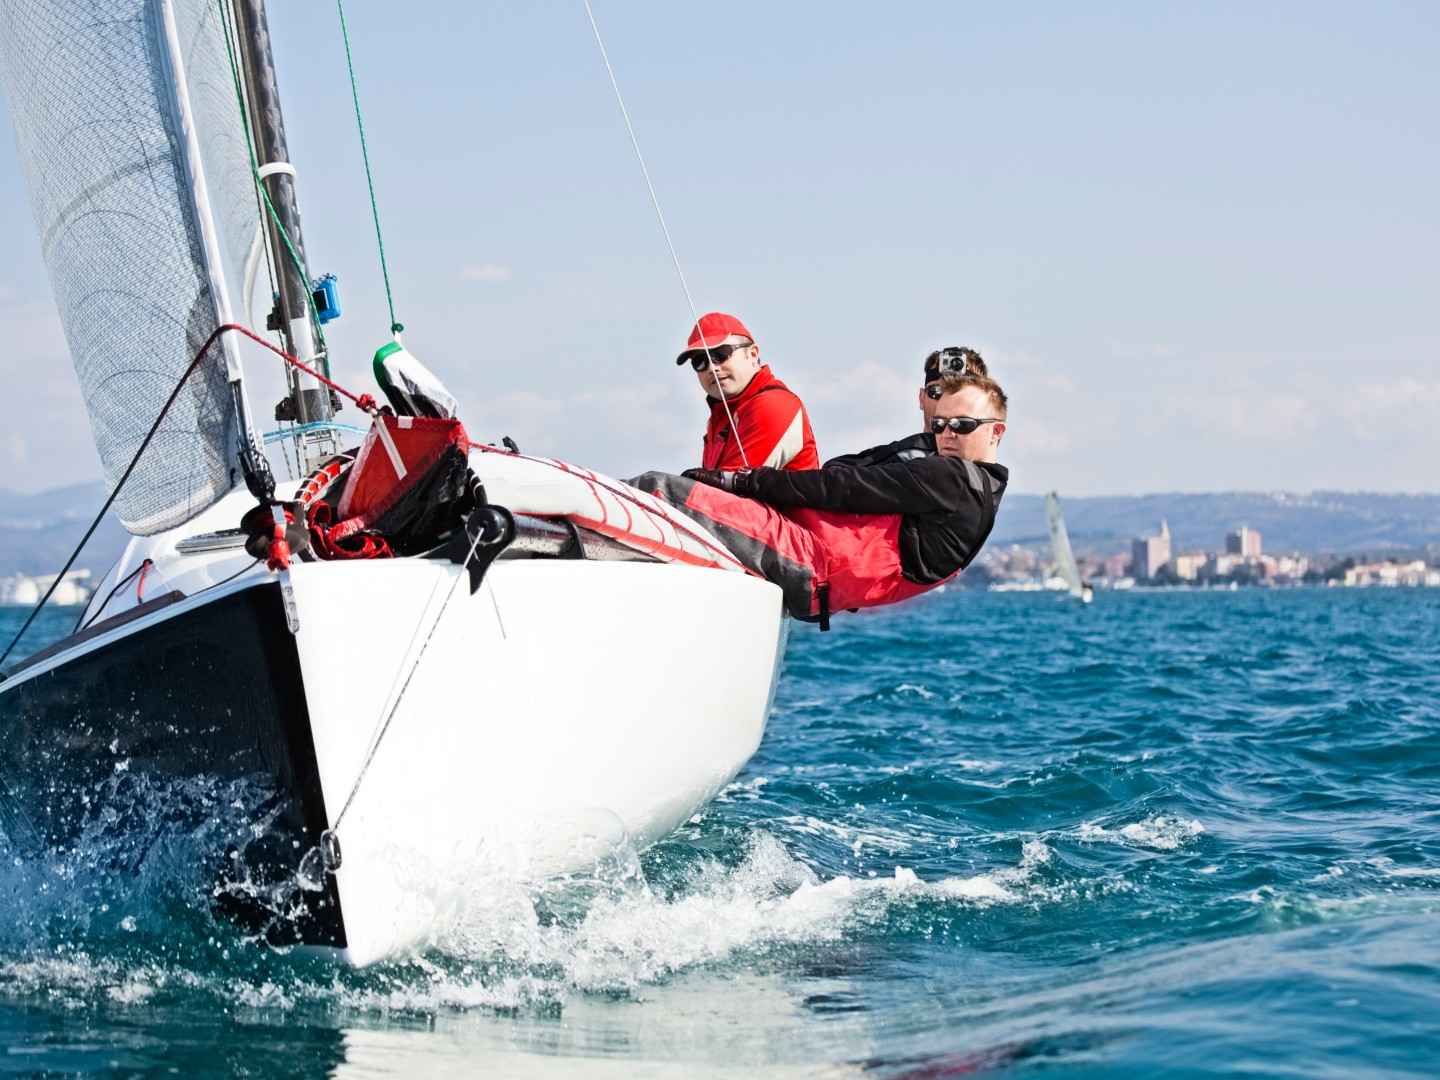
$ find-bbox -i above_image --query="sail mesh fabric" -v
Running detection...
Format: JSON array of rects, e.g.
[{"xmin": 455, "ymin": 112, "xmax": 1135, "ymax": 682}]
[
  {"xmin": 0, "ymin": 0, "xmax": 253, "ymax": 535},
  {"xmin": 172, "ymin": 0, "xmax": 264, "ymax": 330}
]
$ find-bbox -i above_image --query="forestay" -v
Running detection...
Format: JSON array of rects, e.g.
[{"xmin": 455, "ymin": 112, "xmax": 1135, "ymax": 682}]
[{"xmin": 0, "ymin": 0, "xmax": 258, "ymax": 535}]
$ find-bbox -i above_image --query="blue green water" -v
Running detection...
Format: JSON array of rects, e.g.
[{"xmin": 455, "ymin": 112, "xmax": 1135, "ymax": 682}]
[{"xmin": 1, "ymin": 589, "xmax": 1437, "ymax": 1077}]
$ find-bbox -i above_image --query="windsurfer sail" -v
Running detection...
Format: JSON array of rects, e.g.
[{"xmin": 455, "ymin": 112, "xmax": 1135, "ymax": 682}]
[{"xmin": 1045, "ymin": 492, "xmax": 1091, "ymax": 602}]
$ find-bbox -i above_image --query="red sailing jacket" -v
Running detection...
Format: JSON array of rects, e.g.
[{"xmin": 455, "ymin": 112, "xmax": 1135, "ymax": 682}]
[{"xmin": 701, "ymin": 366, "xmax": 819, "ymax": 472}]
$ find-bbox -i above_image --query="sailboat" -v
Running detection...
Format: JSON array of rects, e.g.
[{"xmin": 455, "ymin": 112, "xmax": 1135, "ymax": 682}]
[
  {"xmin": 0, "ymin": 0, "xmax": 785, "ymax": 965},
  {"xmin": 1045, "ymin": 492, "xmax": 1092, "ymax": 603}
]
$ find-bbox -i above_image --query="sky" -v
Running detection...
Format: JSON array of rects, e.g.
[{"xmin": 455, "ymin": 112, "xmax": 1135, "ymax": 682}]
[{"xmin": 0, "ymin": 1, "xmax": 1436, "ymax": 496}]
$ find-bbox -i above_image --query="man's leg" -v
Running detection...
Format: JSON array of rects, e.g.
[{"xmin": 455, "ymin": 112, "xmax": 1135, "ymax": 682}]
[{"xmin": 629, "ymin": 471, "xmax": 824, "ymax": 618}]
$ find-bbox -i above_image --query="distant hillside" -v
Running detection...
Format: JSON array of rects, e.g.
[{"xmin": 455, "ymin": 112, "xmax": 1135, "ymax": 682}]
[
  {"xmin": 0, "ymin": 482, "xmax": 128, "ymax": 577},
  {"xmin": 992, "ymin": 491, "xmax": 1440, "ymax": 556}
]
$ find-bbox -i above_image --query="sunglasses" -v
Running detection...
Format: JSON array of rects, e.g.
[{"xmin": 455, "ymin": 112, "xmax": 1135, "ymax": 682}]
[
  {"xmin": 680, "ymin": 341, "xmax": 751, "ymax": 371},
  {"xmin": 931, "ymin": 416, "xmax": 1001, "ymax": 435}
]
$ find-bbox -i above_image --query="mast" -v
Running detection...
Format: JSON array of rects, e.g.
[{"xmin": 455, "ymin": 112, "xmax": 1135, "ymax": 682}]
[{"xmin": 229, "ymin": 0, "xmax": 338, "ymax": 467}]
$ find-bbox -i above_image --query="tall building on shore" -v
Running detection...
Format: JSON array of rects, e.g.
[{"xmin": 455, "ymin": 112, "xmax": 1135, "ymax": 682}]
[
  {"xmin": 1226, "ymin": 526, "xmax": 1262, "ymax": 558},
  {"xmin": 1131, "ymin": 520, "xmax": 1172, "ymax": 580}
]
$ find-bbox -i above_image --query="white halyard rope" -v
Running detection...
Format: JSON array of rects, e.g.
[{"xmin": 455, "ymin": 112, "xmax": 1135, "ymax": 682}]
[{"xmin": 580, "ymin": 0, "xmax": 751, "ymax": 467}]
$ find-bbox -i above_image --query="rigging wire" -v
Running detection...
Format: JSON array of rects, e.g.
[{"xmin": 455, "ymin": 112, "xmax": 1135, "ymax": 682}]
[
  {"xmin": 0, "ymin": 326, "xmax": 229, "ymax": 674},
  {"xmin": 335, "ymin": 0, "xmax": 404, "ymax": 335},
  {"xmin": 320, "ymin": 510, "xmax": 502, "ymax": 849},
  {"xmin": 0, "ymin": 324, "xmax": 376, "ymax": 676},
  {"xmin": 217, "ymin": 0, "xmax": 329, "ymax": 356},
  {"xmin": 72, "ymin": 560, "xmax": 149, "ymax": 634},
  {"xmin": 580, "ymin": 0, "xmax": 751, "ymax": 468}
]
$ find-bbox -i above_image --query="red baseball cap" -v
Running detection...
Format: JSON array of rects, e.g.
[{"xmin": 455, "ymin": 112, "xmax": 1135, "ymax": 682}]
[{"xmin": 676, "ymin": 311, "xmax": 754, "ymax": 364}]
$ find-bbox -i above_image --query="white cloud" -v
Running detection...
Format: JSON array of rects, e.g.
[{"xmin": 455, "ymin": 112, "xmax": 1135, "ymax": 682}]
[
  {"xmin": 7, "ymin": 299, "xmax": 65, "ymax": 359},
  {"xmin": 1218, "ymin": 391, "xmax": 1321, "ymax": 442},
  {"xmin": 801, "ymin": 360, "xmax": 920, "ymax": 460},
  {"xmin": 462, "ymin": 380, "xmax": 699, "ymax": 477},
  {"xmin": 460, "ymin": 262, "xmax": 513, "ymax": 284},
  {"xmin": 1349, "ymin": 376, "xmax": 1440, "ymax": 411}
]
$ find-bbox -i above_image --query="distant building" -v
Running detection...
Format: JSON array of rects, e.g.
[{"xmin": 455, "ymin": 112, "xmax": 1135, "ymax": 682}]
[
  {"xmin": 1343, "ymin": 560, "xmax": 1439, "ymax": 588},
  {"xmin": 0, "ymin": 569, "xmax": 91, "ymax": 606},
  {"xmin": 1172, "ymin": 552, "xmax": 1207, "ymax": 581},
  {"xmin": 1226, "ymin": 526, "xmax": 1262, "ymax": 558},
  {"xmin": 1205, "ymin": 553, "xmax": 1242, "ymax": 578},
  {"xmin": 1271, "ymin": 554, "xmax": 1310, "ymax": 580},
  {"xmin": 1131, "ymin": 520, "xmax": 1171, "ymax": 580}
]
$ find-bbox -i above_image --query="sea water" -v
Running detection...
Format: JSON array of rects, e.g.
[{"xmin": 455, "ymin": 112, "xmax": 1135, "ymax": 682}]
[{"xmin": 0, "ymin": 588, "xmax": 1436, "ymax": 1077}]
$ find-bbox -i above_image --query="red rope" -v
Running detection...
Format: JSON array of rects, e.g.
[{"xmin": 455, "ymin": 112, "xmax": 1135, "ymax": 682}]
[
  {"xmin": 215, "ymin": 323, "xmax": 377, "ymax": 413},
  {"xmin": 134, "ymin": 558, "xmax": 153, "ymax": 602},
  {"xmin": 2, "ymin": 322, "xmax": 371, "ymax": 671}
]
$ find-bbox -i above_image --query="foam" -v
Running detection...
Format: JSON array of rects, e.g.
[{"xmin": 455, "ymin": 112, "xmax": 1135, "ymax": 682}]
[
  {"xmin": 0, "ymin": 805, "xmax": 1063, "ymax": 1019},
  {"xmin": 773, "ymin": 815, "xmax": 931, "ymax": 857},
  {"xmin": 1076, "ymin": 815, "xmax": 1206, "ymax": 851},
  {"xmin": 1368, "ymin": 857, "xmax": 1440, "ymax": 879}
]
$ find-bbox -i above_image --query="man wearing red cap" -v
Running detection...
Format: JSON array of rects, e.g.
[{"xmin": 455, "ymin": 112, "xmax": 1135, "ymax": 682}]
[{"xmin": 675, "ymin": 312, "xmax": 819, "ymax": 473}]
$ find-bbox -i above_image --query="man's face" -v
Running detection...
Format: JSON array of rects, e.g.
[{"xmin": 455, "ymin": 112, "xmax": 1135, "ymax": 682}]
[
  {"xmin": 694, "ymin": 335, "xmax": 761, "ymax": 398},
  {"xmin": 931, "ymin": 384, "xmax": 1005, "ymax": 462}
]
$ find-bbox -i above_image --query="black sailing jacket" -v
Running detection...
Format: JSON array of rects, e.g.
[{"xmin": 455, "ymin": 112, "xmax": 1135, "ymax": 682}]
[{"xmin": 739, "ymin": 433, "xmax": 1008, "ymax": 584}]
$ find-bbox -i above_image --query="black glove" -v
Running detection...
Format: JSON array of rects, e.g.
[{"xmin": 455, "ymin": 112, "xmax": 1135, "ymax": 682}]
[{"xmin": 682, "ymin": 467, "xmax": 757, "ymax": 496}]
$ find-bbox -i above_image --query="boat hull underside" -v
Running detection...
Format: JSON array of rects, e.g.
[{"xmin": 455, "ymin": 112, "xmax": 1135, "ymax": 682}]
[
  {"xmin": 0, "ymin": 585, "xmax": 345, "ymax": 947},
  {"xmin": 0, "ymin": 558, "xmax": 784, "ymax": 964}
]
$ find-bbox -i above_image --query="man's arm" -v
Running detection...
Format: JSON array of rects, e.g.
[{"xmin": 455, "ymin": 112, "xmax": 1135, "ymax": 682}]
[
  {"xmin": 823, "ymin": 433, "xmax": 932, "ymax": 470},
  {"xmin": 741, "ymin": 456, "xmax": 1001, "ymax": 515}
]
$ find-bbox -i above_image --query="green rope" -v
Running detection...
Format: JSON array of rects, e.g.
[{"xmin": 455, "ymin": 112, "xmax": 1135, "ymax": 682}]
[
  {"xmin": 335, "ymin": 0, "xmax": 403, "ymax": 336},
  {"xmin": 216, "ymin": 0, "xmax": 329, "ymax": 356}
]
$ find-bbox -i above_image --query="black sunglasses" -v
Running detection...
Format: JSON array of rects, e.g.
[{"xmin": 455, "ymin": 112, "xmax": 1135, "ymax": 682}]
[
  {"xmin": 931, "ymin": 416, "xmax": 1001, "ymax": 435},
  {"xmin": 679, "ymin": 341, "xmax": 751, "ymax": 371}
]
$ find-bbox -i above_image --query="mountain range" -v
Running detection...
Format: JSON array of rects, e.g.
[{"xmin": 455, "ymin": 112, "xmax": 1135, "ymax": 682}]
[
  {"xmin": 0, "ymin": 484, "xmax": 1436, "ymax": 580},
  {"xmin": 0, "ymin": 482, "xmax": 129, "ymax": 578}
]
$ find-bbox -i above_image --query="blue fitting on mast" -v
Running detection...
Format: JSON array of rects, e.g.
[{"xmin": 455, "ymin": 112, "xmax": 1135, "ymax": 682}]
[{"xmin": 311, "ymin": 273, "xmax": 342, "ymax": 324}]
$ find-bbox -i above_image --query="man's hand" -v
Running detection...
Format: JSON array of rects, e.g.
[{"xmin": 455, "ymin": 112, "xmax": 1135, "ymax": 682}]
[{"xmin": 682, "ymin": 468, "xmax": 757, "ymax": 496}]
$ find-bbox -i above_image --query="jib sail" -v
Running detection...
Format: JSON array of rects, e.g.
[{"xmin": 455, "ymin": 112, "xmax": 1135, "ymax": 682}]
[{"xmin": 0, "ymin": 0, "xmax": 260, "ymax": 534}]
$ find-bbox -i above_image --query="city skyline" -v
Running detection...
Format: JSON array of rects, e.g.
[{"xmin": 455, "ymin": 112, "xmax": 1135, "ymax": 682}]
[{"xmin": 985, "ymin": 512, "xmax": 1440, "ymax": 590}]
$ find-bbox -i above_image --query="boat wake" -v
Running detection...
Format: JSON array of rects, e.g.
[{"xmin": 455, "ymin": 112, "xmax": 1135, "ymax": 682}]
[{"xmin": 0, "ymin": 768, "xmax": 1078, "ymax": 1020}]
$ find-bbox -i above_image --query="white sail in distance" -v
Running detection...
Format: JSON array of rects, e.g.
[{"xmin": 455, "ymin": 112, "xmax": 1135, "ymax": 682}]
[
  {"xmin": 0, "ymin": 0, "xmax": 259, "ymax": 535},
  {"xmin": 1046, "ymin": 492, "xmax": 1086, "ymax": 599}
]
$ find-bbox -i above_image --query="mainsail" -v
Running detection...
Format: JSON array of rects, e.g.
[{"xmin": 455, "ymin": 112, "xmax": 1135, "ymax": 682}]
[
  {"xmin": 0, "ymin": 0, "xmax": 258, "ymax": 535},
  {"xmin": 1045, "ymin": 491, "xmax": 1085, "ymax": 599}
]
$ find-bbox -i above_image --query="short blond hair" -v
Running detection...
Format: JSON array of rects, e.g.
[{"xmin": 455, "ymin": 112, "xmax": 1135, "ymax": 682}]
[{"xmin": 937, "ymin": 372, "xmax": 1007, "ymax": 418}]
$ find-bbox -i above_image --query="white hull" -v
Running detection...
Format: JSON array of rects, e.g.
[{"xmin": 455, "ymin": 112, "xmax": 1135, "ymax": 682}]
[{"xmin": 289, "ymin": 556, "xmax": 784, "ymax": 964}]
